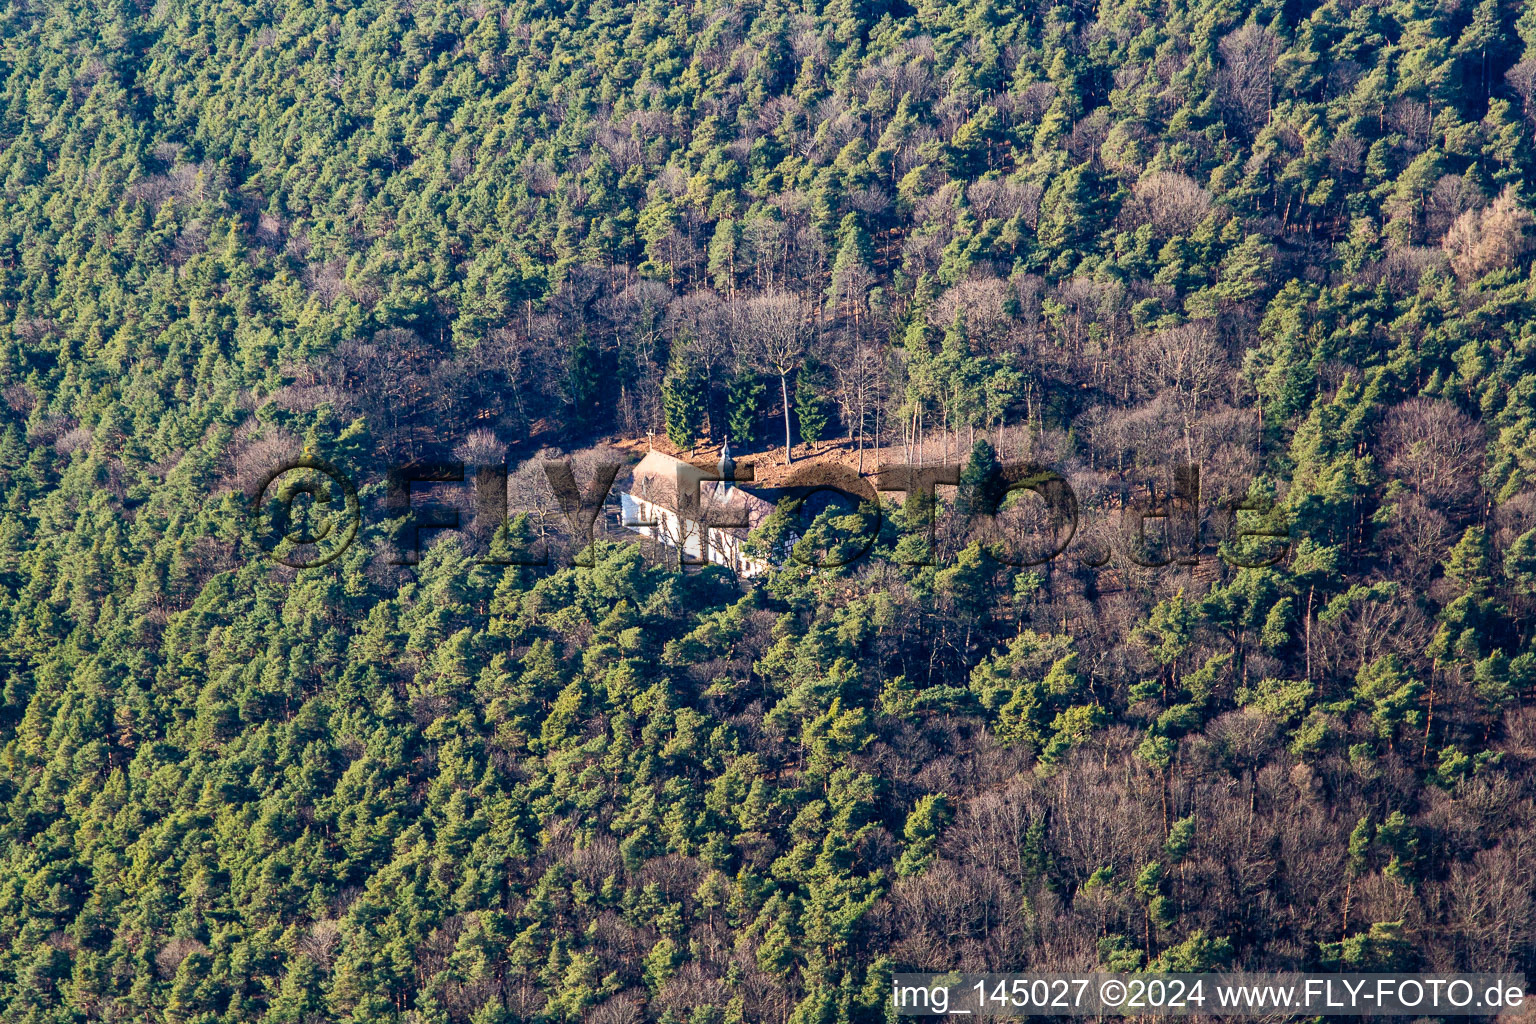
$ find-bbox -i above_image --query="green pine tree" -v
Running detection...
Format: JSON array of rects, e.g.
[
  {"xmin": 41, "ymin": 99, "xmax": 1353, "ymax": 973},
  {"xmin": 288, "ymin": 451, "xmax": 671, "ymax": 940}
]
[{"xmin": 663, "ymin": 349, "xmax": 707, "ymax": 451}]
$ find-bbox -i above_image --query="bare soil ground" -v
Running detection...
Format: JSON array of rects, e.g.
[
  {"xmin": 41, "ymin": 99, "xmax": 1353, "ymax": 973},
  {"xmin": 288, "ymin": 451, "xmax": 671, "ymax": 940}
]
[{"xmin": 604, "ymin": 433, "xmax": 905, "ymax": 488}]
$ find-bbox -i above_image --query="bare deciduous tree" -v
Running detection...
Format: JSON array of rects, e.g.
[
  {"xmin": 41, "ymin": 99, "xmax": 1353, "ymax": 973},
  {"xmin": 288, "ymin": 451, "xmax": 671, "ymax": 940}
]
[
  {"xmin": 1120, "ymin": 171, "xmax": 1212, "ymax": 235},
  {"xmin": 1135, "ymin": 320, "xmax": 1226, "ymax": 462},
  {"xmin": 740, "ymin": 290, "xmax": 812, "ymax": 464},
  {"xmin": 1442, "ymin": 188, "xmax": 1535, "ymax": 281},
  {"xmin": 1506, "ymin": 58, "xmax": 1536, "ymax": 123},
  {"xmin": 1378, "ymin": 397, "xmax": 1484, "ymax": 512},
  {"xmin": 1216, "ymin": 24, "xmax": 1281, "ymax": 130}
]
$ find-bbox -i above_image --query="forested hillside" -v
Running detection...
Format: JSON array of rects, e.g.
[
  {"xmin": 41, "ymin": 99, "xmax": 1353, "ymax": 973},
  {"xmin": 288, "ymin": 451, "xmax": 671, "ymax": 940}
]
[{"xmin": 4, "ymin": 0, "xmax": 1536, "ymax": 1019}]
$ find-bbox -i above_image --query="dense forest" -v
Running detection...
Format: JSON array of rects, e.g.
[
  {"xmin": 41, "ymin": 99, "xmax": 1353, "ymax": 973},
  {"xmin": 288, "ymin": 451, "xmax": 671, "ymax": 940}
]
[{"xmin": 4, "ymin": 0, "xmax": 1536, "ymax": 1019}]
